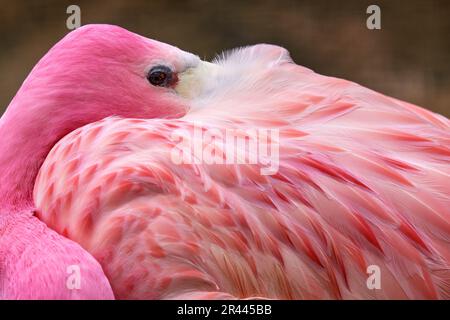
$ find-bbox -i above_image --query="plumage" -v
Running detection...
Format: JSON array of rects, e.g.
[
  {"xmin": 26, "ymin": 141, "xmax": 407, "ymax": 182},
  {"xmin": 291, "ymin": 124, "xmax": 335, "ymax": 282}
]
[
  {"xmin": 34, "ymin": 43, "xmax": 450, "ymax": 299},
  {"xmin": 1, "ymin": 24, "xmax": 449, "ymax": 299}
]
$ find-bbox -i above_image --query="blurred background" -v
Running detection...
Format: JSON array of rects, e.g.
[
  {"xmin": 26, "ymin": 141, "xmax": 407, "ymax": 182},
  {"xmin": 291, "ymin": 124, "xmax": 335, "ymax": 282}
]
[{"xmin": 0, "ymin": 0, "xmax": 449, "ymax": 116}]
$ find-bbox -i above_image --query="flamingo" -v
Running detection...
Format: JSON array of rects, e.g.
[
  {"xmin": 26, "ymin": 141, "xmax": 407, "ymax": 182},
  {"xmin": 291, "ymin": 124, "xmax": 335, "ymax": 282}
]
[{"xmin": 1, "ymin": 25, "xmax": 449, "ymax": 300}]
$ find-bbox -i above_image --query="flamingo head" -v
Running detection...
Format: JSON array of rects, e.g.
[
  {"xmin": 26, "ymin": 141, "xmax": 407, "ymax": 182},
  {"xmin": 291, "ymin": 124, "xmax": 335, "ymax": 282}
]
[
  {"xmin": 4, "ymin": 24, "xmax": 299, "ymax": 134},
  {"xmin": 4, "ymin": 24, "xmax": 219, "ymax": 130}
]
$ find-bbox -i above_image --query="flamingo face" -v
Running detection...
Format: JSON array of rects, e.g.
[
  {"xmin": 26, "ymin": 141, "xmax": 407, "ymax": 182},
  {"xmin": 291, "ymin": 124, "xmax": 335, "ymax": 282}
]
[{"xmin": 4, "ymin": 25, "xmax": 211, "ymax": 128}]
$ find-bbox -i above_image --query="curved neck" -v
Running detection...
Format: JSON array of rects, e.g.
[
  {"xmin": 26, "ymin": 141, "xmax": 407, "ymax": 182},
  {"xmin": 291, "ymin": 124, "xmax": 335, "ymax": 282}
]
[{"xmin": 0, "ymin": 100, "xmax": 73, "ymax": 213}]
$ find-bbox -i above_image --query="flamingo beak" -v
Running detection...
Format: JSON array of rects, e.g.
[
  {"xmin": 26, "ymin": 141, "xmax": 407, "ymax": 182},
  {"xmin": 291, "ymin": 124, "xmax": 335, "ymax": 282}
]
[{"xmin": 175, "ymin": 60, "xmax": 221, "ymax": 99}]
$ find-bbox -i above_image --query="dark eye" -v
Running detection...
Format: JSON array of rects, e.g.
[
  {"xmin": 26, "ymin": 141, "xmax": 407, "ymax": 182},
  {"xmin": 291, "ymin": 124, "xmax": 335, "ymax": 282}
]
[{"xmin": 147, "ymin": 65, "xmax": 174, "ymax": 87}]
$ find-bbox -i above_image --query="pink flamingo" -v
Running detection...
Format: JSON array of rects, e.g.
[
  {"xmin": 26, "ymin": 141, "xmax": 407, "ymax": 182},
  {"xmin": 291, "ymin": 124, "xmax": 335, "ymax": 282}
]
[{"xmin": 2, "ymin": 25, "xmax": 450, "ymax": 299}]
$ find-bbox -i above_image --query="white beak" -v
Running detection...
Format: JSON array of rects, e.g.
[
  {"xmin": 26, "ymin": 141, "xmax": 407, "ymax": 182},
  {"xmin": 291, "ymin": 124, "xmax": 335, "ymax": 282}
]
[{"xmin": 175, "ymin": 61, "xmax": 221, "ymax": 99}]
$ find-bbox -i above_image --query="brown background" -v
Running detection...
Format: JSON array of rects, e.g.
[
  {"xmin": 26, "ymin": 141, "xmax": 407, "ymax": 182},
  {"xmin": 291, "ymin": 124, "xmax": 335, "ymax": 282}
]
[{"xmin": 1, "ymin": 0, "xmax": 449, "ymax": 117}]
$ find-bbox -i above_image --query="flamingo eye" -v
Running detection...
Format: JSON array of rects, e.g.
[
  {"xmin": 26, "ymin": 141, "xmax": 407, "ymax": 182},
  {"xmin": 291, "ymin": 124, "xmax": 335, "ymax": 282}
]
[{"xmin": 147, "ymin": 66, "xmax": 174, "ymax": 87}]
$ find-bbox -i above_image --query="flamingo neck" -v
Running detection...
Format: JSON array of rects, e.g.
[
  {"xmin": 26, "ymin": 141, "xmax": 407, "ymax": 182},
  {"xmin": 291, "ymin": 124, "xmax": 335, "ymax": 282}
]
[{"xmin": 0, "ymin": 101, "xmax": 71, "ymax": 214}]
